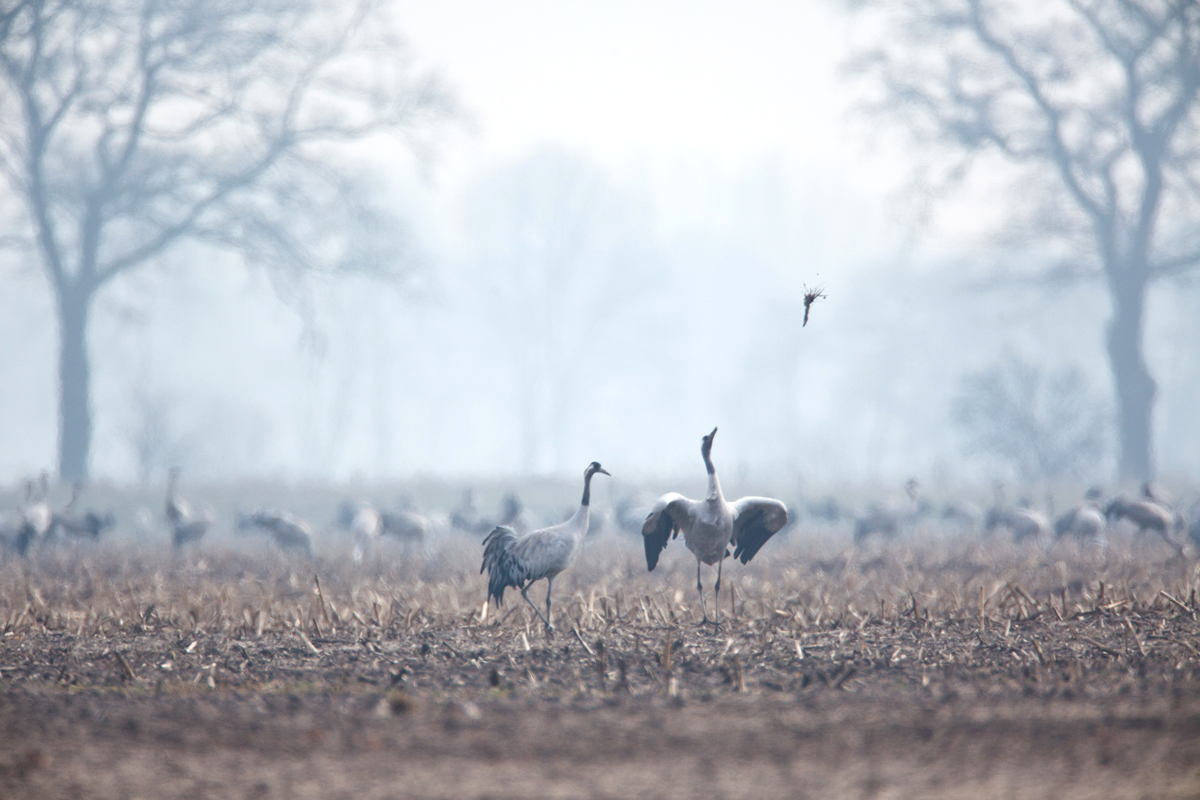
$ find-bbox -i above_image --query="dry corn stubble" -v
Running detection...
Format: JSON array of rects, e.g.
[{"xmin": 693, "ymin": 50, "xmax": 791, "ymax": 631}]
[
  {"xmin": 2, "ymin": 524, "xmax": 1200, "ymax": 800},
  {"xmin": 0, "ymin": 528, "xmax": 1196, "ymax": 702}
]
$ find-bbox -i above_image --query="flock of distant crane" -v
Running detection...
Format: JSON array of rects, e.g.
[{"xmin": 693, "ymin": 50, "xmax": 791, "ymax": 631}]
[
  {"xmin": 848, "ymin": 478, "xmax": 1197, "ymax": 559},
  {"xmin": 3, "ymin": 426, "xmax": 1200, "ymax": 633},
  {"xmin": 0, "ymin": 475, "xmax": 116, "ymax": 556}
]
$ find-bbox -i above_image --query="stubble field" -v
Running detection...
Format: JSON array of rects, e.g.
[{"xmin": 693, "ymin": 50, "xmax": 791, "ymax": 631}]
[{"xmin": 1, "ymin": 509, "xmax": 1199, "ymax": 799}]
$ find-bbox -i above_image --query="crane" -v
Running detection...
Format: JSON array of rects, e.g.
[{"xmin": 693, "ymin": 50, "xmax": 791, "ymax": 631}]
[
  {"xmin": 165, "ymin": 467, "xmax": 212, "ymax": 549},
  {"xmin": 1105, "ymin": 495, "xmax": 1184, "ymax": 556},
  {"xmin": 642, "ymin": 428, "xmax": 788, "ymax": 629},
  {"xmin": 237, "ymin": 510, "xmax": 315, "ymax": 555},
  {"xmin": 481, "ymin": 461, "xmax": 610, "ymax": 633}
]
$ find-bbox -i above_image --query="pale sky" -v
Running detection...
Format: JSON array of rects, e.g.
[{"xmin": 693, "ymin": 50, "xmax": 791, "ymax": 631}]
[{"xmin": 395, "ymin": 1, "xmax": 890, "ymax": 212}]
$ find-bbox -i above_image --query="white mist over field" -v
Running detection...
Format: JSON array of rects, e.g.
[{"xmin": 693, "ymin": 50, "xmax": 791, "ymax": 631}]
[{"xmin": 2, "ymin": 0, "xmax": 1200, "ymax": 489}]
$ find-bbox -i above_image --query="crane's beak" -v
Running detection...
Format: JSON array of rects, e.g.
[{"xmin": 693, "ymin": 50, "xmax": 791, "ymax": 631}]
[
  {"xmin": 709, "ymin": 427, "xmax": 718, "ymax": 440},
  {"xmin": 597, "ymin": 466, "xmax": 611, "ymax": 477}
]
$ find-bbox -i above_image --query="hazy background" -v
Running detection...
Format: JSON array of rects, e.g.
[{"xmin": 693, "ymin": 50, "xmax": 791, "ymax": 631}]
[{"xmin": 2, "ymin": 0, "xmax": 1199, "ymax": 491}]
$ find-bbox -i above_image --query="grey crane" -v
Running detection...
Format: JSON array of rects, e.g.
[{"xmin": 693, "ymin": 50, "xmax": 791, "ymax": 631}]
[
  {"xmin": 984, "ymin": 484, "xmax": 1050, "ymax": 542},
  {"xmin": 14, "ymin": 473, "xmax": 53, "ymax": 555},
  {"xmin": 237, "ymin": 510, "xmax": 314, "ymax": 555},
  {"xmin": 940, "ymin": 500, "xmax": 984, "ymax": 531},
  {"xmin": 1054, "ymin": 505, "xmax": 1106, "ymax": 542},
  {"xmin": 171, "ymin": 515, "xmax": 212, "ymax": 549},
  {"xmin": 1104, "ymin": 495, "xmax": 1184, "ymax": 555},
  {"xmin": 51, "ymin": 510, "xmax": 115, "ymax": 541},
  {"xmin": 340, "ymin": 497, "xmax": 432, "ymax": 558},
  {"xmin": 339, "ymin": 500, "xmax": 383, "ymax": 562},
  {"xmin": 381, "ymin": 509, "xmax": 430, "ymax": 546},
  {"xmin": 48, "ymin": 482, "xmax": 114, "ymax": 543},
  {"xmin": 984, "ymin": 504, "xmax": 1051, "ymax": 542},
  {"xmin": 497, "ymin": 492, "xmax": 537, "ymax": 535},
  {"xmin": 165, "ymin": 467, "xmax": 212, "ymax": 549},
  {"xmin": 805, "ymin": 495, "xmax": 845, "ymax": 523},
  {"xmin": 1053, "ymin": 487, "xmax": 1107, "ymax": 543},
  {"xmin": 451, "ymin": 489, "xmax": 500, "ymax": 537},
  {"xmin": 165, "ymin": 467, "xmax": 188, "ymax": 527},
  {"xmin": 642, "ymin": 428, "xmax": 789, "ymax": 629},
  {"xmin": 853, "ymin": 478, "xmax": 929, "ymax": 544},
  {"xmin": 481, "ymin": 461, "xmax": 610, "ymax": 633}
]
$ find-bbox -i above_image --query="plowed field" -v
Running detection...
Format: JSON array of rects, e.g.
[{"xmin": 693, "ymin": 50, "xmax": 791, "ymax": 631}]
[{"xmin": 2, "ymin": 532, "xmax": 1199, "ymax": 798}]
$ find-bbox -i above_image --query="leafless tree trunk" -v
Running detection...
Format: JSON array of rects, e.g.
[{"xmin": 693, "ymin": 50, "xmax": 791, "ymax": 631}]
[
  {"xmin": 848, "ymin": 0, "xmax": 1200, "ymax": 481},
  {"xmin": 1108, "ymin": 269, "xmax": 1156, "ymax": 480},
  {"xmin": 56, "ymin": 283, "xmax": 92, "ymax": 480}
]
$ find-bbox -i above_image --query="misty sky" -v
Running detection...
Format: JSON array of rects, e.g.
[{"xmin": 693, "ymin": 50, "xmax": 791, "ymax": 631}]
[{"xmin": 2, "ymin": 1, "xmax": 1199, "ymax": 489}]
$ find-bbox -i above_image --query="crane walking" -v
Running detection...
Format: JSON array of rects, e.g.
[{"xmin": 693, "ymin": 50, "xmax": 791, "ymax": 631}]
[
  {"xmin": 166, "ymin": 467, "xmax": 212, "ymax": 549},
  {"xmin": 1054, "ymin": 488, "xmax": 1107, "ymax": 544},
  {"xmin": 481, "ymin": 461, "xmax": 610, "ymax": 633},
  {"xmin": 1105, "ymin": 495, "xmax": 1184, "ymax": 556},
  {"xmin": 14, "ymin": 474, "xmax": 52, "ymax": 555},
  {"xmin": 642, "ymin": 428, "xmax": 788, "ymax": 629},
  {"xmin": 237, "ymin": 510, "xmax": 315, "ymax": 555}
]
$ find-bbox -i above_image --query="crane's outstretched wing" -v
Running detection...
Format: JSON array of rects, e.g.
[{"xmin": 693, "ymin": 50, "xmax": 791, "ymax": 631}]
[
  {"xmin": 642, "ymin": 493, "xmax": 697, "ymax": 571},
  {"xmin": 730, "ymin": 497, "xmax": 789, "ymax": 564}
]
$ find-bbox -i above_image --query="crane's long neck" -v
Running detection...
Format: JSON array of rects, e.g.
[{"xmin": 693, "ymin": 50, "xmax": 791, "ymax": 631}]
[
  {"xmin": 566, "ymin": 470, "xmax": 595, "ymax": 536},
  {"xmin": 703, "ymin": 450, "xmax": 723, "ymax": 502}
]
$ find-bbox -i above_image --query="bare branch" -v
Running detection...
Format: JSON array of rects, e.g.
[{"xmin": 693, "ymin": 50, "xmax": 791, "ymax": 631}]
[
  {"xmin": 0, "ymin": 0, "xmax": 452, "ymax": 290},
  {"xmin": 1150, "ymin": 247, "xmax": 1200, "ymax": 278},
  {"xmin": 965, "ymin": 0, "xmax": 1110, "ymax": 226}
]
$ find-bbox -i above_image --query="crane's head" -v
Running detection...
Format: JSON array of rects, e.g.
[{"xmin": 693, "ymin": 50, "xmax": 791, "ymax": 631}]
[
  {"xmin": 701, "ymin": 427, "xmax": 718, "ymax": 457},
  {"xmin": 586, "ymin": 461, "xmax": 611, "ymax": 479}
]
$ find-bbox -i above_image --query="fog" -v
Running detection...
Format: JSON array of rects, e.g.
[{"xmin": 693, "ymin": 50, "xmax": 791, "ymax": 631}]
[{"xmin": 2, "ymin": 0, "xmax": 1200, "ymax": 490}]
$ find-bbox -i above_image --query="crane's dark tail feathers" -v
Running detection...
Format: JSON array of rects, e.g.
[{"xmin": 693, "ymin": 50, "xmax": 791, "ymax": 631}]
[{"xmin": 481, "ymin": 525, "xmax": 524, "ymax": 606}]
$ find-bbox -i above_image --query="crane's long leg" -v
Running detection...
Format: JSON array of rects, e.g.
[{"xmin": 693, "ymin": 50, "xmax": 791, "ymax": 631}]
[
  {"xmin": 520, "ymin": 582, "xmax": 553, "ymax": 633},
  {"xmin": 712, "ymin": 555, "xmax": 726, "ymax": 632},
  {"xmin": 545, "ymin": 577, "xmax": 555, "ymax": 631},
  {"xmin": 696, "ymin": 559, "xmax": 709, "ymax": 624}
]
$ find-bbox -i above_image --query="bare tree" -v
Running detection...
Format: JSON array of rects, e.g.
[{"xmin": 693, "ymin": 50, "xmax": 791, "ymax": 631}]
[
  {"xmin": 847, "ymin": 0, "xmax": 1200, "ymax": 480},
  {"xmin": 952, "ymin": 353, "xmax": 1110, "ymax": 482},
  {"xmin": 0, "ymin": 0, "xmax": 450, "ymax": 480},
  {"xmin": 464, "ymin": 149, "xmax": 653, "ymax": 474}
]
